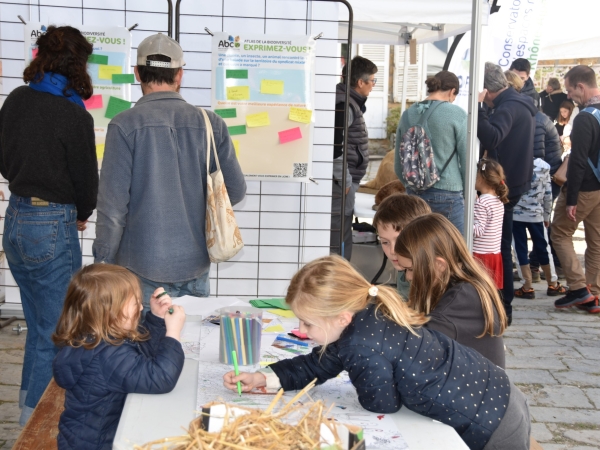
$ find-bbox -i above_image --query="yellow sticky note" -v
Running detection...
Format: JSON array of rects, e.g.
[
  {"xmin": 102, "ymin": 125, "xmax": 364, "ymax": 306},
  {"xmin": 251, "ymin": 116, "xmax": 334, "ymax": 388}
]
[
  {"xmin": 246, "ymin": 112, "xmax": 270, "ymax": 128},
  {"xmin": 264, "ymin": 324, "xmax": 286, "ymax": 333},
  {"xmin": 267, "ymin": 309, "xmax": 296, "ymax": 319},
  {"xmin": 261, "ymin": 79, "xmax": 284, "ymax": 95},
  {"xmin": 232, "ymin": 139, "xmax": 240, "ymax": 158},
  {"xmin": 227, "ymin": 86, "xmax": 250, "ymax": 100},
  {"xmin": 96, "ymin": 144, "xmax": 105, "ymax": 159},
  {"xmin": 289, "ymin": 107, "xmax": 313, "ymax": 124},
  {"xmin": 98, "ymin": 65, "xmax": 122, "ymax": 80}
]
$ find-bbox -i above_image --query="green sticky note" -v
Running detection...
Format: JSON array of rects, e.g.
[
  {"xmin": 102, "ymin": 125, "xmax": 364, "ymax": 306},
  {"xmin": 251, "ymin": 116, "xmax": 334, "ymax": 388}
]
[
  {"xmin": 249, "ymin": 298, "xmax": 290, "ymax": 310},
  {"xmin": 228, "ymin": 125, "xmax": 247, "ymax": 136},
  {"xmin": 215, "ymin": 108, "xmax": 237, "ymax": 119},
  {"xmin": 226, "ymin": 69, "xmax": 248, "ymax": 79},
  {"xmin": 111, "ymin": 73, "xmax": 135, "ymax": 84},
  {"xmin": 105, "ymin": 96, "xmax": 132, "ymax": 119},
  {"xmin": 88, "ymin": 54, "xmax": 108, "ymax": 65}
]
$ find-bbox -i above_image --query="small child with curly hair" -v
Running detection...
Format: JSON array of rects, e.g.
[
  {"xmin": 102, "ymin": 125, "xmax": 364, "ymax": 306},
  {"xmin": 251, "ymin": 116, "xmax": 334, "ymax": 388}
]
[{"xmin": 473, "ymin": 159, "xmax": 508, "ymax": 289}]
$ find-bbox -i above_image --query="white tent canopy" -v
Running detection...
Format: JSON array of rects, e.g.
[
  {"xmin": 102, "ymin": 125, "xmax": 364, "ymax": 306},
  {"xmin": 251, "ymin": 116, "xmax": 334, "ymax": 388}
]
[{"xmin": 339, "ymin": 0, "xmax": 489, "ymax": 45}]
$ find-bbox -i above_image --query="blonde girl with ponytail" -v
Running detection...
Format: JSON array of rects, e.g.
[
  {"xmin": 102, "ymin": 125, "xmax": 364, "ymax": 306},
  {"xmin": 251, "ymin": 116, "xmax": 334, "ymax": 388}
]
[{"xmin": 223, "ymin": 255, "xmax": 530, "ymax": 450}]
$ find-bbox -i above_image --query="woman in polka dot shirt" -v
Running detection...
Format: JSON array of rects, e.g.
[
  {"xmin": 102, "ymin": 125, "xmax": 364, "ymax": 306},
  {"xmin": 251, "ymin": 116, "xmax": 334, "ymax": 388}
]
[{"xmin": 224, "ymin": 256, "xmax": 530, "ymax": 450}]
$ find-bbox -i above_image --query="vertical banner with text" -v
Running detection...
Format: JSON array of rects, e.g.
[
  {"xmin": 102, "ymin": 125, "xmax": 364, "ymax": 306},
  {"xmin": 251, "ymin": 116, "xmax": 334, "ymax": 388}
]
[
  {"xmin": 24, "ymin": 24, "xmax": 132, "ymax": 163},
  {"xmin": 211, "ymin": 33, "xmax": 316, "ymax": 182}
]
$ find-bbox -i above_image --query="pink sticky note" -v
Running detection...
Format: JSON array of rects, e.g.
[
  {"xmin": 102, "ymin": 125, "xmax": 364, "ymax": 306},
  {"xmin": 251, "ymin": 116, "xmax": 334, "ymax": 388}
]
[
  {"xmin": 83, "ymin": 95, "xmax": 103, "ymax": 110},
  {"xmin": 278, "ymin": 127, "xmax": 302, "ymax": 144},
  {"xmin": 32, "ymin": 48, "xmax": 38, "ymax": 59}
]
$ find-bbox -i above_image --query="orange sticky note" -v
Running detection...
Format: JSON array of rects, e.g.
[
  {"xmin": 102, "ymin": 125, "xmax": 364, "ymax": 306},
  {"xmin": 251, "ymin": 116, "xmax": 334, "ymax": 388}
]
[
  {"xmin": 83, "ymin": 95, "xmax": 103, "ymax": 110},
  {"xmin": 278, "ymin": 127, "xmax": 302, "ymax": 144}
]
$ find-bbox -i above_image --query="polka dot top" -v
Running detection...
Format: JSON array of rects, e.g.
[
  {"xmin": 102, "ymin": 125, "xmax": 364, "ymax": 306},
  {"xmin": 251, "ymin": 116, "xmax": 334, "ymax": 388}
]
[{"xmin": 269, "ymin": 303, "xmax": 510, "ymax": 450}]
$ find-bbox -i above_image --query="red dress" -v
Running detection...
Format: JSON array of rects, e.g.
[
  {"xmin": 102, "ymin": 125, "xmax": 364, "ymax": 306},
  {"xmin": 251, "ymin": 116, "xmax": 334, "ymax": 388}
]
[{"xmin": 473, "ymin": 252, "xmax": 503, "ymax": 289}]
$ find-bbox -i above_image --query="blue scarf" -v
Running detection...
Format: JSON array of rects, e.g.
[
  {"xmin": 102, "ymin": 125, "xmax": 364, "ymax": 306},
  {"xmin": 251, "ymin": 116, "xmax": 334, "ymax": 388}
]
[{"xmin": 29, "ymin": 72, "xmax": 85, "ymax": 108}]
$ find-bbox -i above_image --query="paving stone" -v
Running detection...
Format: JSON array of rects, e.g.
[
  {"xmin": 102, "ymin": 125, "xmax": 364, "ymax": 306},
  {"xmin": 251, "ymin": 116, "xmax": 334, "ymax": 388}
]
[
  {"xmin": 0, "ymin": 384, "xmax": 20, "ymax": 402},
  {"xmin": 583, "ymin": 328, "xmax": 600, "ymax": 335},
  {"xmin": 570, "ymin": 447, "xmax": 600, "ymax": 450},
  {"xmin": 538, "ymin": 444, "xmax": 568, "ymax": 450},
  {"xmin": 562, "ymin": 359, "xmax": 600, "ymax": 375},
  {"xmin": 531, "ymin": 422, "xmax": 554, "ymax": 442},
  {"xmin": 0, "ymin": 423, "xmax": 22, "ymax": 441},
  {"xmin": 577, "ymin": 339, "xmax": 600, "ymax": 348},
  {"xmin": 503, "ymin": 338, "xmax": 530, "ymax": 348},
  {"xmin": 507, "ymin": 369, "xmax": 558, "ymax": 384},
  {"xmin": 576, "ymin": 347, "xmax": 600, "ymax": 360},
  {"xmin": 511, "ymin": 325, "xmax": 561, "ymax": 333},
  {"xmin": 563, "ymin": 430, "xmax": 600, "ymax": 446},
  {"xmin": 0, "ymin": 333, "xmax": 26, "ymax": 350},
  {"xmin": 542, "ymin": 320, "xmax": 600, "ymax": 328},
  {"xmin": 530, "ymin": 385, "xmax": 593, "ymax": 408},
  {"xmin": 517, "ymin": 311, "xmax": 553, "ymax": 320},
  {"xmin": 558, "ymin": 326, "xmax": 586, "ymax": 334},
  {"xmin": 510, "ymin": 346, "xmax": 582, "ymax": 359},
  {"xmin": 0, "ymin": 364, "xmax": 22, "ymax": 386},
  {"xmin": 549, "ymin": 313, "xmax": 600, "ymax": 322},
  {"xmin": 530, "ymin": 407, "xmax": 600, "ymax": 423},
  {"xmin": 524, "ymin": 339, "xmax": 566, "ymax": 346},
  {"xmin": 505, "ymin": 331, "xmax": 530, "ymax": 338},
  {"xmin": 512, "ymin": 319, "xmax": 541, "ymax": 325},
  {"xmin": 554, "ymin": 371, "xmax": 600, "ymax": 388},
  {"xmin": 528, "ymin": 332, "xmax": 561, "ymax": 340},
  {"xmin": 0, "ymin": 349, "xmax": 24, "ymax": 364},
  {"xmin": 585, "ymin": 388, "xmax": 600, "ymax": 409},
  {"xmin": 505, "ymin": 355, "xmax": 566, "ymax": 370},
  {"xmin": 0, "ymin": 441, "xmax": 17, "ymax": 450},
  {"xmin": 0, "ymin": 401, "xmax": 20, "ymax": 422}
]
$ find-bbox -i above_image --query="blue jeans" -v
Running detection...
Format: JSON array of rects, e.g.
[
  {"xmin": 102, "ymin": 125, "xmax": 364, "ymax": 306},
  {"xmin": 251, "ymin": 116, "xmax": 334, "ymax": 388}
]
[
  {"xmin": 513, "ymin": 221, "xmax": 550, "ymax": 266},
  {"xmin": 137, "ymin": 271, "xmax": 210, "ymax": 313},
  {"xmin": 2, "ymin": 195, "xmax": 81, "ymax": 411},
  {"xmin": 407, "ymin": 188, "xmax": 464, "ymax": 234}
]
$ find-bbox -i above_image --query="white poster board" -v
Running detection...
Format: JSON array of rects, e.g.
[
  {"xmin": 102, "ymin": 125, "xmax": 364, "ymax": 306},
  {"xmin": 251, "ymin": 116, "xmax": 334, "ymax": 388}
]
[
  {"xmin": 211, "ymin": 33, "xmax": 316, "ymax": 182},
  {"xmin": 23, "ymin": 23, "xmax": 132, "ymax": 163}
]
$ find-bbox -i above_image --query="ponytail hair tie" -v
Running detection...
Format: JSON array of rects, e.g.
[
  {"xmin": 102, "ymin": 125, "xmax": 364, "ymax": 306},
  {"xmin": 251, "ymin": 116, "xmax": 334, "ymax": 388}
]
[
  {"xmin": 501, "ymin": 180, "xmax": 505, "ymax": 185},
  {"xmin": 368, "ymin": 285, "xmax": 379, "ymax": 297}
]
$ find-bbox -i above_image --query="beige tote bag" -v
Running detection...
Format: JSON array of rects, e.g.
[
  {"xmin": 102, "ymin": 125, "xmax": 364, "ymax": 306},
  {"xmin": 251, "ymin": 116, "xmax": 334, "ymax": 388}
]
[{"xmin": 200, "ymin": 108, "xmax": 244, "ymax": 263}]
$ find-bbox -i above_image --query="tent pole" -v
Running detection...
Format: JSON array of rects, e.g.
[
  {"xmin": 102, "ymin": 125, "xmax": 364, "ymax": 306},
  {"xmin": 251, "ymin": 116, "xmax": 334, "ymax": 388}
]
[
  {"xmin": 464, "ymin": 0, "xmax": 483, "ymax": 250},
  {"xmin": 400, "ymin": 44, "xmax": 409, "ymax": 115}
]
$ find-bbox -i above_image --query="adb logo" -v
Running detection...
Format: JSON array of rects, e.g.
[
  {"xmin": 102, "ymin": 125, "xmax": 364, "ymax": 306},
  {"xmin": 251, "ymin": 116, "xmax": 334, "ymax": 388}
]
[{"xmin": 218, "ymin": 35, "xmax": 241, "ymax": 48}]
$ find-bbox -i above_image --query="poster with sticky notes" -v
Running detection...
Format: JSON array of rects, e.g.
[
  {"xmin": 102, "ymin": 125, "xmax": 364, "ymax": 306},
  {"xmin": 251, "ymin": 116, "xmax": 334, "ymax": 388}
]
[
  {"xmin": 289, "ymin": 107, "xmax": 312, "ymax": 124},
  {"xmin": 260, "ymin": 80, "xmax": 284, "ymax": 95},
  {"xmin": 246, "ymin": 112, "xmax": 270, "ymax": 128},
  {"xmin": 226, "ymin": 86, "xmax": 250, "ymax": 100},
  {"xmin": 83, "ymin": 95, "xmax": 103, "ymax": 110},
  {"xmin": 211, "ymin": 32, "xmax": 315, "ymax": 181},
  {"xmin": 105, "ymin": 96, "xmax": 131, "ymax": 119},
  {"xmin": 25, "ymin": 24, "xmax": 133, "ymax": 165}
]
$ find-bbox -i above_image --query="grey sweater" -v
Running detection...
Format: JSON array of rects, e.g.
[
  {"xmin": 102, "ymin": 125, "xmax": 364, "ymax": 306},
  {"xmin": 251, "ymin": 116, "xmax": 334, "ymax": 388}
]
[
  {"xmin": 93, "ymin": 91, "xmax": 246, "ymax": 282},
  {"xmin": 425, "ymin": 282, "xmax": 505, "ymax": 368}
]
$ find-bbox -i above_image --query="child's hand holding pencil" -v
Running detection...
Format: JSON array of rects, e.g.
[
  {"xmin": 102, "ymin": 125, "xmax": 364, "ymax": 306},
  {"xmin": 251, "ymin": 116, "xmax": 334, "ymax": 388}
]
[
  {"xmin": 223, "ymin": 371, "xmax": 266, "ymax": 393},
  {"xmin": 150, "ymin": 287, "xmax": 173, "ymax": 318}
]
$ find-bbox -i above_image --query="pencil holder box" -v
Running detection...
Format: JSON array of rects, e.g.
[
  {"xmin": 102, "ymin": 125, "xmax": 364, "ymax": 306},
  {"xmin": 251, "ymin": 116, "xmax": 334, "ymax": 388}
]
[{"xmin": 219, "ymin": 306, "xmax": 263, "ymax": 366}]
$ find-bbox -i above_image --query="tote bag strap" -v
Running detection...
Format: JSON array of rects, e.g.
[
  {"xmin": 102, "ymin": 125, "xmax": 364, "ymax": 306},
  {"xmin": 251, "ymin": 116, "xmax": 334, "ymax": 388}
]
[{"xmin": 199, "ymin": 108, "xmax": 220, "ymax": 175}]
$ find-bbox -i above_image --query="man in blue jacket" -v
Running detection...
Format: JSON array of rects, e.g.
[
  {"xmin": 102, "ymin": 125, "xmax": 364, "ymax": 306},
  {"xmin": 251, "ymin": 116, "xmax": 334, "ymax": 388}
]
[
  {"xmin": 477, "ymin": 62, "xmax": 537, "ymax": 324},
  {"xmin": 94, "ymin": 34, "xmax": 246, "ymax": 309}
]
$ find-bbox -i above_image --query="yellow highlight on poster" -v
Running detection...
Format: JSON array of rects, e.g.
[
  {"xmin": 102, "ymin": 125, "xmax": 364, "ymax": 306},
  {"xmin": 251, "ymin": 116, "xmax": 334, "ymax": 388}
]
[
  {"xmin": 232, "ymin": 139, "xmax": 240, "ymax": 158},
  {"xmin": 261, "ymin": 79, "xmax": 284, "ymax": 95},
  {"xmin": 246, "ymin": 112, "xmax": 270, "ymax": 128},
  {"xmin": 289, "ymin": 107, "xmax": 312, "ymax": 124},
  {"xmin": 227, "ymin": 86, "xmax": 250, "ymax": 100},
  {"xmin": 98, "ymin": 65, "xmax": 122, "ymax": 80},
  {"xmin": 96, "ymin": 144, "xmax": 105, "ymax": 159}
]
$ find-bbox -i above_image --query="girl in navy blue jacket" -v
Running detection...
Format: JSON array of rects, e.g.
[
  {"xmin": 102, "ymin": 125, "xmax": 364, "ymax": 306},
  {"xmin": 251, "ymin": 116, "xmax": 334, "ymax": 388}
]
[
  {"xmin": 224, "ymin": 256, "xmax": 530, "ymax": 450},
  {"xmin": 52, "ymin": 264, "xmax": 186, "ymax": 450}
]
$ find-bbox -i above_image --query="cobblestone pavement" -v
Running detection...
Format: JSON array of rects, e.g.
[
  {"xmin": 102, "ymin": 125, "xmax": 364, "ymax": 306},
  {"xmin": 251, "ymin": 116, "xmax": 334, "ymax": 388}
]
[{"xmin": 0, "ymin": 234, "xmax": 598, "ymax": 449}]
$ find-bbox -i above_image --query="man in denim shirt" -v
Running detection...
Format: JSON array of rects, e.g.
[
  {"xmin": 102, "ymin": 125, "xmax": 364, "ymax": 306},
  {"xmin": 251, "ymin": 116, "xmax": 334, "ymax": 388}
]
[{"xmin": 93, "ymin": 34, "xmax": 246, "ymax": 308}]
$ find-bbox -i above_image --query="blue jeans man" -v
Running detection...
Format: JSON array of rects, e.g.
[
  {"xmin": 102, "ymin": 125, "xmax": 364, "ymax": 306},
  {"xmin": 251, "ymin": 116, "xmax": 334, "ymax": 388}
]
[
  {"xmin": 3, "ymin": 195, "xmax": 81, "ymax": 425},
  {"xmin": 138, "ymin": 272, "xmax": 210, "ymax": 314}
]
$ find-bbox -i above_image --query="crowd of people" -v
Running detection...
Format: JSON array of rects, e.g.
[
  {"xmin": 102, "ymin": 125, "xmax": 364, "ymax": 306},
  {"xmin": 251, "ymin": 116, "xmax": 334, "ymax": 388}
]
[{"xmin": 1, "ymin": 24, "xmax": 599, "ymax": 450}]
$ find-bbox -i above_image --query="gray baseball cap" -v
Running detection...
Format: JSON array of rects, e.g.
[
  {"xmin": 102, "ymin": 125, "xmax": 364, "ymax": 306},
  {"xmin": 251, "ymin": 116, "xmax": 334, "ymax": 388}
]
[{"xmin": 137, "ymin": 33, "xmax": 185, "ymax": 68}]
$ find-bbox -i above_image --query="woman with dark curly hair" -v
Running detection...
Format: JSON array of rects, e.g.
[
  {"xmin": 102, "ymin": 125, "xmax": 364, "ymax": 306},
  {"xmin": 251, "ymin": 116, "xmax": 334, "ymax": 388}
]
[{"xmin": 0, "ymin": 25, "xmax": 99, "ymax": 425}]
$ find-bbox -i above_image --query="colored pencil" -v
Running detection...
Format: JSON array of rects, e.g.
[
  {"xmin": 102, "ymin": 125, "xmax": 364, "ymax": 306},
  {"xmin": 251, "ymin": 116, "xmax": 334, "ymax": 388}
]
[
  {"xmin": 245, "ymin": 316, "xmax": 253, "ymax": 364},
  {"xmin": 237, "ymin": 317, "xmax": 247, "ymax": 365}
]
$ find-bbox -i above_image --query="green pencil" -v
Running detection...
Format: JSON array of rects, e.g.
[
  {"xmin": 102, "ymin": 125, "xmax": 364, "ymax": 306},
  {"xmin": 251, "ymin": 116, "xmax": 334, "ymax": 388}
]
[{"xmin": 232, "ymin": 350, "xmax": 242, "ymax": 397}]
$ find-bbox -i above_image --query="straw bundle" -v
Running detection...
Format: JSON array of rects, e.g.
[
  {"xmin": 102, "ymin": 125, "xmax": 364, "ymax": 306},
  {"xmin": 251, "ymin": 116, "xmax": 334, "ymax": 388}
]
[{"xmin": 136, "ymin": 379, "xmax": 357, "ymax": 450}]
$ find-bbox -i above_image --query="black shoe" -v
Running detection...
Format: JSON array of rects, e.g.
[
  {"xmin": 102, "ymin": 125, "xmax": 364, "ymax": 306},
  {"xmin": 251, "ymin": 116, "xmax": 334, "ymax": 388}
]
[
  {"xmin": 515, "ymin": 287, "xmax": 535, "ymax": 299},
  {"xmin": 576, "ymin": 297, "xmax": 600, "ymax": 314},
  {"xmin": 507, "ymin": 314, "xmax": 512, "ymax": 326},
  {"xmin": 554, "ymin": 286, "xmax": 595, "ymax": 309}
]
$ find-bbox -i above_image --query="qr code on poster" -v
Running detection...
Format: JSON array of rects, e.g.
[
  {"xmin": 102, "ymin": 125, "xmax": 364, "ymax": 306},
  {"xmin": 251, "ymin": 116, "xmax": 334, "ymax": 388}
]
[{"xmin": 293, "ymin": 163, "xmax": 308, "ymax": 178}]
